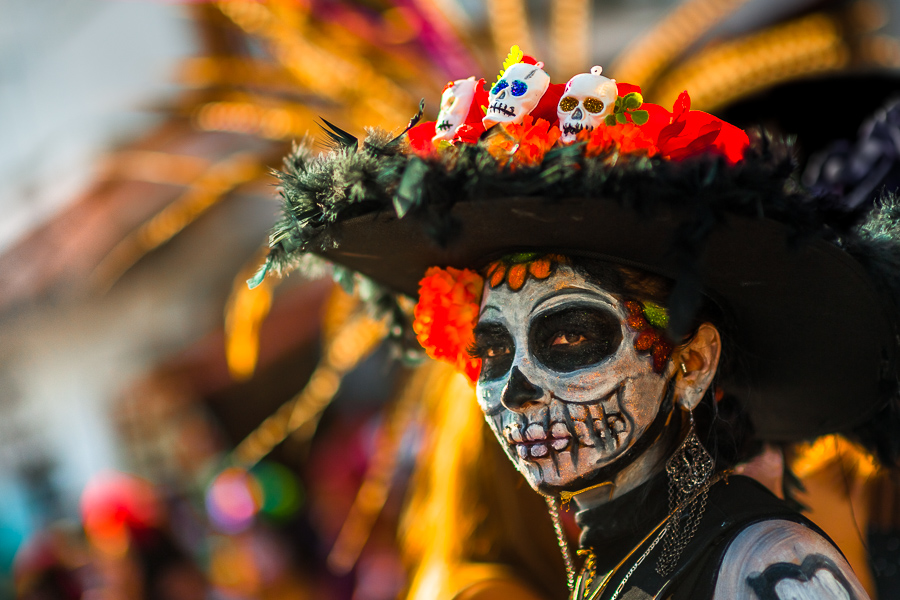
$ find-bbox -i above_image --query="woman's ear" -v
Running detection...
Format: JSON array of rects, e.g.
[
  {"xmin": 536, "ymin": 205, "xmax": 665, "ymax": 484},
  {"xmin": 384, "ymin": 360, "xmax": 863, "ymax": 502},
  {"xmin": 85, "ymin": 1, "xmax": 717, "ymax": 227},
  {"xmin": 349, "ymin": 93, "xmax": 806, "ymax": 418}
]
[{"xmin": 671, "ymin": 323, "xmax": 721, "ymax": 411}]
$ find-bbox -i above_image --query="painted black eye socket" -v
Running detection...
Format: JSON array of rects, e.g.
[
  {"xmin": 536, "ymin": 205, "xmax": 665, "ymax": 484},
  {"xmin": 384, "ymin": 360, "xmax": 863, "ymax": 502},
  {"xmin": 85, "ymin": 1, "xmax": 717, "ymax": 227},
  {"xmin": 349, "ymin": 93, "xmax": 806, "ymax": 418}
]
[
  {"xmin": 530, "ymin": 306, "xmax": 623, "ymax": 372},
  {"xmin": 469, "ymin": 322, "xmax": 515, "ymax": 381}
]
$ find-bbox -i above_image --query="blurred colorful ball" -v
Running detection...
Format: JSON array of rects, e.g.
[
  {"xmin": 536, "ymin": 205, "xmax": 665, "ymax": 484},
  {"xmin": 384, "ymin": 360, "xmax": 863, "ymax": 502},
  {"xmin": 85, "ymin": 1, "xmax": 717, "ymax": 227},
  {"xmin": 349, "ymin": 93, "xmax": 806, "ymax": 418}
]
[
  {"xmin": 206, "ymin": 468, "xmax": 263, "ymax": 534},
  {"xmin": 251, "ymin": 462, "xmax": 303, "ymax": 520}
]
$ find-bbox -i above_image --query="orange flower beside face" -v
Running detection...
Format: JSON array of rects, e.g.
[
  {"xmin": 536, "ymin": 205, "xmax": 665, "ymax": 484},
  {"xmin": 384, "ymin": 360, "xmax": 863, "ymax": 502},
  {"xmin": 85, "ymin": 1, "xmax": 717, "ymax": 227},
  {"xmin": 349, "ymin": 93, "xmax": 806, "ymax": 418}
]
[{"xmin": 413, "ymin": 266, "xmax": 484, "ymax": 383}]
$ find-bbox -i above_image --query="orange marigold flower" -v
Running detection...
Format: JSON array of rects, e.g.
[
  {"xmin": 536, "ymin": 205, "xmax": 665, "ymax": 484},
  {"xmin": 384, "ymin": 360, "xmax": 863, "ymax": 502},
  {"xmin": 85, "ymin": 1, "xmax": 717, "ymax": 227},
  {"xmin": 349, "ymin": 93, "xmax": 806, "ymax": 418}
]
[
  {"xmin": 484, "ymin": 116, "xmax": 562, "ymax": 169},
  {"xmin": 585, "ymin": 122, "xmax": 658, "ymax": 158},
  {"xmin": 413, "ymin": 266, "xmax": 484, "ymax": 383}
]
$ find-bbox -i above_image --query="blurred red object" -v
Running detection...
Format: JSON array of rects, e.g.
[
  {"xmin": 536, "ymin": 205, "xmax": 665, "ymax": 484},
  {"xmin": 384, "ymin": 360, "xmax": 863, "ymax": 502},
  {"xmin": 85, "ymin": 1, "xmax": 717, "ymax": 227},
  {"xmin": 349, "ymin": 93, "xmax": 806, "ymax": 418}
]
[{"xmin": 81, "ymin": 471, "xmax": 161, "ymax": 547}]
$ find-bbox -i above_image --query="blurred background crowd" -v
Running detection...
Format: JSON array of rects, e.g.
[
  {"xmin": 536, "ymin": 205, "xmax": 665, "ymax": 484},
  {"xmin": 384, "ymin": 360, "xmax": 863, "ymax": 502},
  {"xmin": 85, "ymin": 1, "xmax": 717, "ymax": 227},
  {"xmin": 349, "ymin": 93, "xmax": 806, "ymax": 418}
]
[{"xmin": 2, "ymin": 1, "xmax": 900, "ymax": 599}]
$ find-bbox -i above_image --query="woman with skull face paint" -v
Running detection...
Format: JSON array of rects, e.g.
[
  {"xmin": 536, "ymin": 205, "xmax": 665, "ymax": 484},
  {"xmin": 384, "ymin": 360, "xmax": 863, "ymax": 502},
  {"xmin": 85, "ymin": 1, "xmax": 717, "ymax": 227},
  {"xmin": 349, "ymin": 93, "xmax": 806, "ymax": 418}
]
[{"xmin": 251, "ymin": 48, "xmax": 900, "ymax": 599}]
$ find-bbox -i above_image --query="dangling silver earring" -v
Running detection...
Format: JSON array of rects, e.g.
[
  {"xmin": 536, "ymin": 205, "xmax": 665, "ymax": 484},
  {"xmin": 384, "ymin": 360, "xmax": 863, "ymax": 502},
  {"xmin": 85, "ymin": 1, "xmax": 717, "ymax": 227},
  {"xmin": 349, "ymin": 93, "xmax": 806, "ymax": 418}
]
[{"xmin": 656, "ymin": 408, "xmax": 714, "ymax": 577}]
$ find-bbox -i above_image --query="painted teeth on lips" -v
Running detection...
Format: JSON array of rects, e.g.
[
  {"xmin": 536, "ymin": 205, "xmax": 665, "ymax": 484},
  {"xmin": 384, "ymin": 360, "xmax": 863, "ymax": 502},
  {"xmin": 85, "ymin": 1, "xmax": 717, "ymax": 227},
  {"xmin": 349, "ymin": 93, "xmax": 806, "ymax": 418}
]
[
  {"xmin": 436, "ymin": 120, "xmax": 452, "ymax": 131},
  {"xmin": 572, "ymin": 421, "xmax": 595, "ymax": 447},
  {"xmin": 505, "ymin": 423, "xmax": 524, "ymax": 443},
  {"xmin": 525, "ymin": 423, "xmax": 547, "ymax": 441},
  {"xmin": 550, "ymin": 422, "xmax": 571, "ymax": 450},
  {"xmin": 607, "ymin": 413, "xmax": 626, "ymax": 434},
  {"xmin": 508, "ymin": 422, "xmax": 573, "ymax": 459},
  {"xmin": 568, "ymin": 404, "xmax": 588, "ymax": 421}
]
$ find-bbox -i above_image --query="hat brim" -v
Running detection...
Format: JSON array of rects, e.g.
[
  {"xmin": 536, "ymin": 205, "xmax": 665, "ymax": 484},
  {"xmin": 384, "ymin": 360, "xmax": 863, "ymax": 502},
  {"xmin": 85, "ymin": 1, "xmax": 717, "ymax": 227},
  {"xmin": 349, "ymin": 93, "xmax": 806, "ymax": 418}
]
[{"xmin": 316, "ymin": 196, "xmax": 898, "ymax": 442}]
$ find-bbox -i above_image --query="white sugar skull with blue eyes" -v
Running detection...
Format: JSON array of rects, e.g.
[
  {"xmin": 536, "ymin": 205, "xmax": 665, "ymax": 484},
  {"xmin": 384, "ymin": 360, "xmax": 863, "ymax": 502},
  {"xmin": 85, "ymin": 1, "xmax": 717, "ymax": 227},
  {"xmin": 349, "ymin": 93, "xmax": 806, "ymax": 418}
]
[{"xmin": 483, "ymin": 61, "xmax": 551, "ymax": 128}]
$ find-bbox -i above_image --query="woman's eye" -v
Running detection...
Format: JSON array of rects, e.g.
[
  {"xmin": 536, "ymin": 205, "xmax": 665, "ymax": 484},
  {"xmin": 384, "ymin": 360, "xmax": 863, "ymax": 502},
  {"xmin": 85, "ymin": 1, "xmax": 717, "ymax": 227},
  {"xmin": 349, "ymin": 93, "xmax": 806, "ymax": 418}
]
[
  {"xmin": 530, "ymin": 306, "xmax": 622, "ymax": 372},
  {"xmin": 551, "ymin": 332, "xmax": 586, "ymax": 346},
  {"xmin": 470, "ymin": 323, "xmax": 515, "ymax": 380}
]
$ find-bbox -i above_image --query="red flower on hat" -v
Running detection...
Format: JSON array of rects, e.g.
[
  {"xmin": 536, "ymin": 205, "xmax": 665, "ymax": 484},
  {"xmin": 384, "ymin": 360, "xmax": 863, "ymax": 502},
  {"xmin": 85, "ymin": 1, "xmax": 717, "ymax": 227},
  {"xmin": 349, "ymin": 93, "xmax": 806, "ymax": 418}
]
[
  {"xmin": 653, "ymin": 92, "xmax": 749, "ymax": 165},
  {"xmin": 407, "ymin": 121, "xmax": 437, "ymax": 157},
  {"xmin": 413, "ymin": 266, "xmax": 484, "ymax": 383}
]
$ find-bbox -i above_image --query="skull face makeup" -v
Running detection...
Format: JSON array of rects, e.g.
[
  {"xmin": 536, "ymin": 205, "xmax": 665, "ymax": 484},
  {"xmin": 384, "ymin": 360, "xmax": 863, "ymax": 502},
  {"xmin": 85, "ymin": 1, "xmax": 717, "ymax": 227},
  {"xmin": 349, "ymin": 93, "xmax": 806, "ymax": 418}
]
[
  {"xmin": 433, "ymin": 77, "xmax": 478, "ymax": 143},
  {"xmin": 472, "ymin": 265, "xmax": 675, "ymax": 494},
  {"xmin": 558, "ymin": 66, "xmax": 617, "ymax": 143},
  {"xmin": 483, "ymin": 61, "xmax": 551, "ymax": 128}
]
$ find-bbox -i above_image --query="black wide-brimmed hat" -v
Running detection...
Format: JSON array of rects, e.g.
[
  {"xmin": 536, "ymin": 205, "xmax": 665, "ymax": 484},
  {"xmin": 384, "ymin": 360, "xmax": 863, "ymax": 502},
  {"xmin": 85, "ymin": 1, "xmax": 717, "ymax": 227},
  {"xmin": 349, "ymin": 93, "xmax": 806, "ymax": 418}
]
[{"xmin": 253, "ymin": 105, "xmax": 900, "ymax": 447}]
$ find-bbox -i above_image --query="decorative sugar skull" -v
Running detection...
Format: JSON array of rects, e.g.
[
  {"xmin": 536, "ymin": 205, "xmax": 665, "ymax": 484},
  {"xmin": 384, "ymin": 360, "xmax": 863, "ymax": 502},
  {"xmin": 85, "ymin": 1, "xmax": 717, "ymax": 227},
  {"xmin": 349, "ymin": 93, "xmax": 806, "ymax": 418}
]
[
  {"xmin": 558, "ymin": 66, "xmax": 617, "ymax": 143},
  {"xmin": 472, "ymin": 264, "xmax": 675, "ymax": 494},
  {"xmin": 483, "ymin": 61, "xmax": 551, "ymax": 128},
  {"xmin": 433, "ymin": 77, "xmax": 478, "ymax": 143}
]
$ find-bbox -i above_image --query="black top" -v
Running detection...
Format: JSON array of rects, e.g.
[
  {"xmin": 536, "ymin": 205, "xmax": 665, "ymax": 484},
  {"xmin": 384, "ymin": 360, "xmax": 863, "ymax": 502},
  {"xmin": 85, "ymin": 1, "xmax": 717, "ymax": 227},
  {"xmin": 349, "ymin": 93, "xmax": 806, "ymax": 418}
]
[{"xmin": 573, "ymin": 474, "xmax": 833, "ymax": 599}]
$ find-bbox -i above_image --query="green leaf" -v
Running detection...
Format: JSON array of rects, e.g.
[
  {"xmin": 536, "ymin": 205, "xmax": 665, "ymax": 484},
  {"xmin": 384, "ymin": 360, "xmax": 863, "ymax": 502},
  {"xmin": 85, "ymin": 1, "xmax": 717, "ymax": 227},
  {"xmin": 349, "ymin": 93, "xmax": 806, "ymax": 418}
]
[
  {"xmin": 605, "ymin": 114, "xmax": 618, "ymax": 126},
  {"xmin": 642, "ymin": 302, "xmax": 669, "ymax": 329},
  {"xmin": 631, "ymin": 110, "xmax": 650, "ymax": 125},
  {"xmin": 615, "ymin": 112, "xmax": 627, "ymax": 124},
  {"xmin": 506, "ymin": 252, "xmax": 540, "ymax": 263},
  {"xmin": 624, "ymin": 92, "xmax": 643, "ymax": 109}
]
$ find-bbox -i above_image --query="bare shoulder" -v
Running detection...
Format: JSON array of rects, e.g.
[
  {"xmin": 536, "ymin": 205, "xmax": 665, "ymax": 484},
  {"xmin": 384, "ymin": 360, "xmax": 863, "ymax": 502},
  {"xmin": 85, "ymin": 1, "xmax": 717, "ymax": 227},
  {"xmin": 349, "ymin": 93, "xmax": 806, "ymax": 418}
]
[{"xmin": 712, "ymin": 519, "xmax": 870, "ymax": 600}]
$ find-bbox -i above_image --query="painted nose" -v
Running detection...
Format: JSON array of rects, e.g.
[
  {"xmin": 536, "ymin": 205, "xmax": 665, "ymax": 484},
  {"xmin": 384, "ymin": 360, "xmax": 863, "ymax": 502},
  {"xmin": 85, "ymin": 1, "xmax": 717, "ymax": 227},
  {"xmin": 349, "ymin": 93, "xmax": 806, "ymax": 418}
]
[
  {"xmin": 501, "ymin": 366, "xmax": 544, "ymax": 411},
  {"xmin": 572, "ymin": 107, "xmax": 584, "ymax": 120},
  {"xmin": 497, "ymin": 89, "xmax": 507, "ymax": 100}
]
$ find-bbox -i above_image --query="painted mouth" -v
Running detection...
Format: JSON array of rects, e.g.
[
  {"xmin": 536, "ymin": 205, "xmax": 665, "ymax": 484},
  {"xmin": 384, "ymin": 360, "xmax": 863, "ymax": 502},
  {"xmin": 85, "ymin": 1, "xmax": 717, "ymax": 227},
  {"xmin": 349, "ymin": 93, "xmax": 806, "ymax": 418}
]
[
  {"xmin": 435, "ymin": 120, "xmax": 453, "ymax": 132},
  {"xmin": 562, "ymin": 123, "xmax": 592, "ymax": 136},
  {"xmin": 503, "ymin": 386, "xmax": 627, "ymax": 461},
  {"xmin": 488, "ymin": 102, "xmax": 516, "ymax": 117},
  {"xmin": 505, "ymin": 421, "xmax": 573, "ymax": 459}
]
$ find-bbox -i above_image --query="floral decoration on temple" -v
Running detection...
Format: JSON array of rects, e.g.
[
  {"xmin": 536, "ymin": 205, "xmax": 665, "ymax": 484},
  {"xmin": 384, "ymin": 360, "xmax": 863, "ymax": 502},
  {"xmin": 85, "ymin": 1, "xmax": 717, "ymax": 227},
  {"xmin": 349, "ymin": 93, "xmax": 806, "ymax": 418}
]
[{"xmin": 624, "ymin": 300, "xmax": 674, "ymax": 373}]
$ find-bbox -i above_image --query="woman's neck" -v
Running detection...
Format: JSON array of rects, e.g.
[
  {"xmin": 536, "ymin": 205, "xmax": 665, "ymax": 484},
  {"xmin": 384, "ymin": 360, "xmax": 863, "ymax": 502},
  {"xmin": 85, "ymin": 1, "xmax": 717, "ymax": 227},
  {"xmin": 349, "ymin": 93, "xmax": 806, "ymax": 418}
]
[
  {"xmin": 569, "ymin": 417, "xmax": 686, "ymax": 574},
  {"xmin": 571, "ymin": 414, "xmax": 680, "ymax": 511}
]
